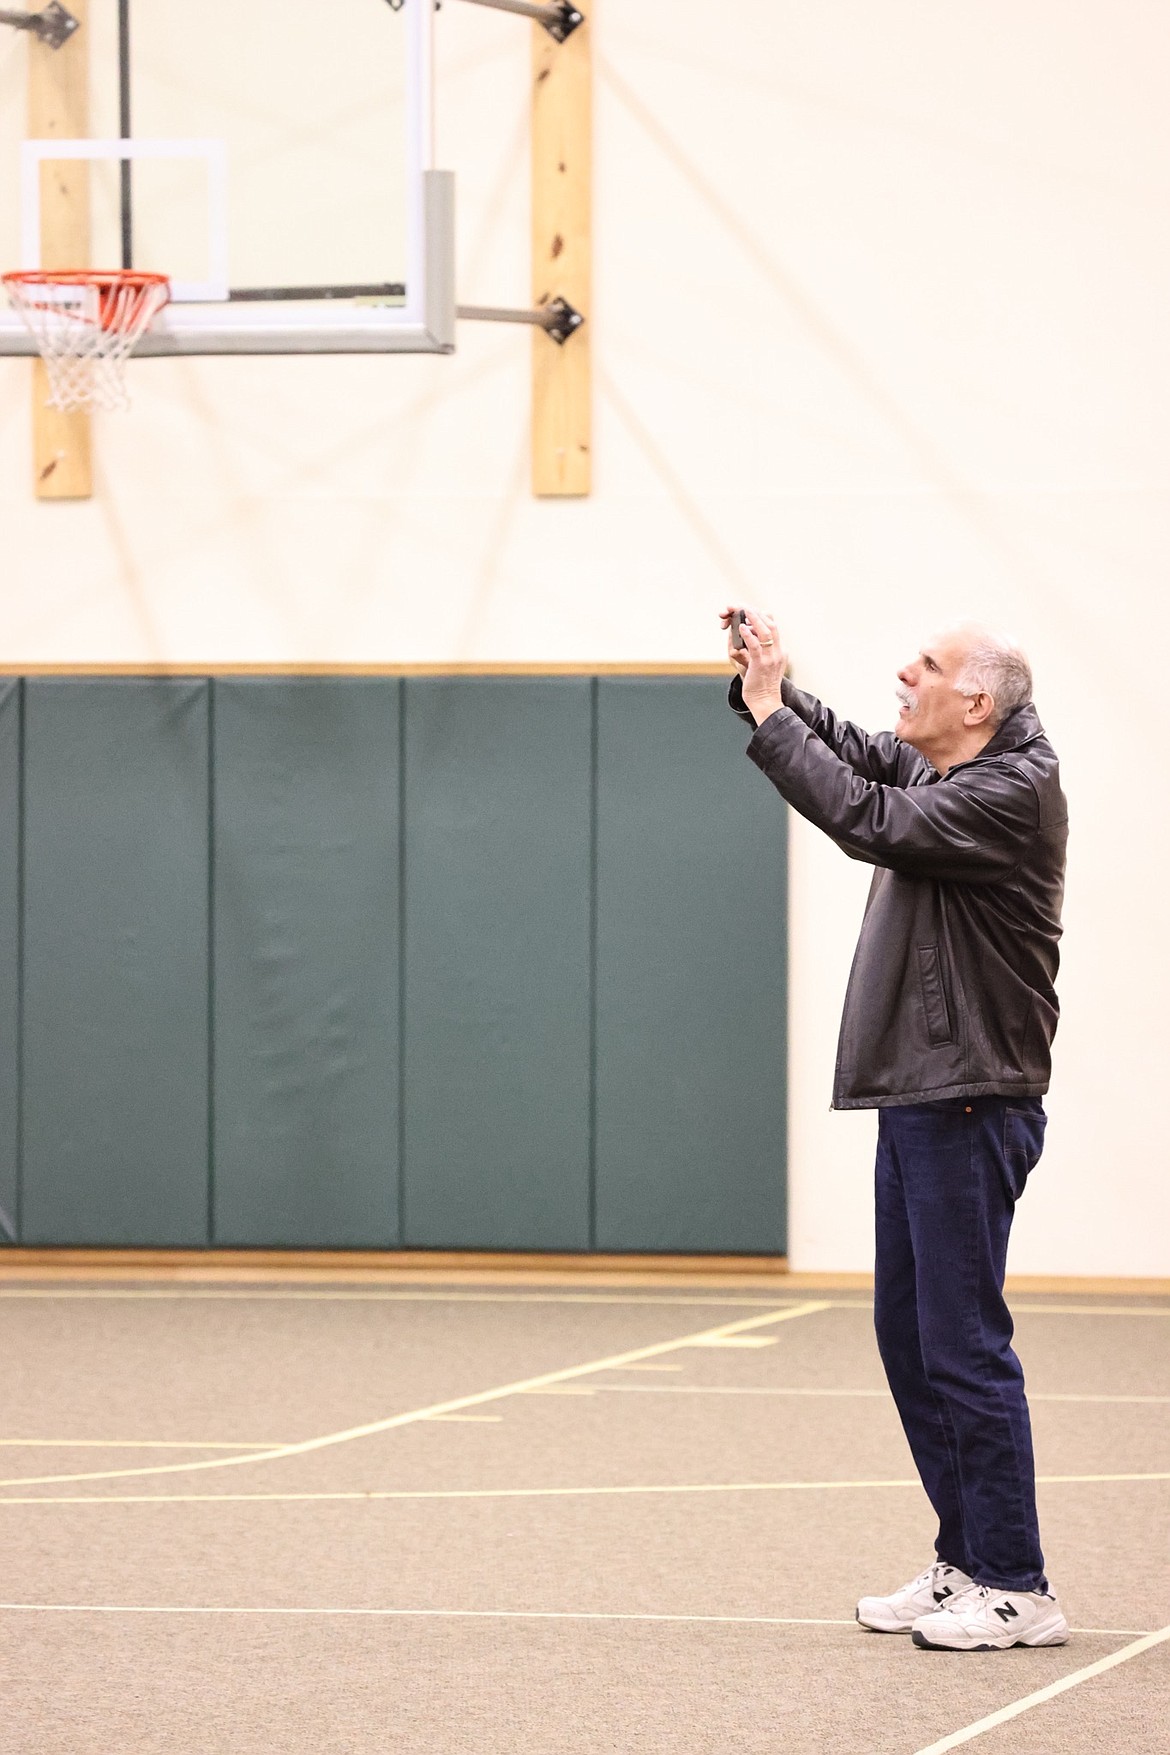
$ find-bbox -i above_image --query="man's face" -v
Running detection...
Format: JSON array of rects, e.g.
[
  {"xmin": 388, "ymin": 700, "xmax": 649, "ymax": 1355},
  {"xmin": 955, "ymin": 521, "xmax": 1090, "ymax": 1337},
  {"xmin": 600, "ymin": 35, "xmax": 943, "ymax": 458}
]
[{"xmin": 894, "ymin": 631, "xmax": 976, "ymax": 756}]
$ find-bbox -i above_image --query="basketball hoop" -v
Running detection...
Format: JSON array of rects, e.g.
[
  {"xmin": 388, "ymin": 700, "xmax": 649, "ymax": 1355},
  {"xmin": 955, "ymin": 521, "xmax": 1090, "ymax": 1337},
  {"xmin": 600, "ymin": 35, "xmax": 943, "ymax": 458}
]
[{"xmin": 1, "ymin": 269, "xmax": 170, "ymax": 412}]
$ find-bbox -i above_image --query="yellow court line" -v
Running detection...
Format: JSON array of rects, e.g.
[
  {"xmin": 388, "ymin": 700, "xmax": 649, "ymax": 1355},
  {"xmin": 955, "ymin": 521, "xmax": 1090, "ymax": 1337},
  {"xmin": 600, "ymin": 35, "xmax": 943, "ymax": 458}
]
[
  {"xmin": 424, "ymin": 1416, "xmax": 504, "ymax": 1424},
  {"xmin": 0, "ymin": 1602, "xmax": 1148, "ymax": 1642},
  {"xmin": 687, "ymin": 1335, "xmax": 778, "ymax": 1348},
  {"xmin": 3, "ymin": 1470, "xmax": 1168, "ymax": 1508},
  {"xmin": 1, "ymin": 1287, "xmax": 1167, "ymax": 1316},
  {"xmin": 607, "ymin": 1363, "xmax": 683, "ymax": 1371},
  {"xmin": 0, "ymin": 1300, "xmax": 833, "ymax": 1491},
  {"xmin": 999, "ymin": 1303, "xmax": 1170, "ymax": 1317},
  {"xmin": 523, "ymin": 1387, "xmax": 598, "ymax": 1396},
  {"xmin": 0, "ymin": 1289, "xmax": 809, "ymax": 1308},
  {"xmin": 912, "ymin": 1623, "xmax": 1170, "ymax": 1755}
]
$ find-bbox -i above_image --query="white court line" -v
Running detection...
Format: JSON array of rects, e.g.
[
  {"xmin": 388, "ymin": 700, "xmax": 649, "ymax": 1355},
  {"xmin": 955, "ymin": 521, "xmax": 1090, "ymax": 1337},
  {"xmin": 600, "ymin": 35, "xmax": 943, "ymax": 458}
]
[
  {"xmin": 0, "ymin": 1600, "xmax": 852, "ymax": 1627},
  {"xmin": 0, "ymin": 1300, "xmax": 832, "ymax": 1491},
  {"xmin": 0, "ymin": 1602, "xmax": 1149, "ymax": 1641},
  {"xmin": 596, "ymin": 1386, "xmax": 1170, "ymax": 1405},
  {"xmin": 912, "ymin": 1623, "xmax": 1170, "ymax": 1755},
  {"xmin": 604, "ymin": 1386, "xmax": 888, "ymax": 1398},
  {"xmin": 0, "ymin": 1440, "xmax": 289, "ymax": 1450},
  {"xmin": 3, "ymin": 1469, "xmax": 1168, "ymax": 1507}
]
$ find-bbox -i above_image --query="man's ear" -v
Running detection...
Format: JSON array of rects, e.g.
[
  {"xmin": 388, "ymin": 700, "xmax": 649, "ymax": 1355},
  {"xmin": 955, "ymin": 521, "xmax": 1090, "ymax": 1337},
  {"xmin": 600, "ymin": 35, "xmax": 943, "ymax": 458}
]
[{"xmin": 965, "ymin": 692, "xmax": 996, "ymax": 728}]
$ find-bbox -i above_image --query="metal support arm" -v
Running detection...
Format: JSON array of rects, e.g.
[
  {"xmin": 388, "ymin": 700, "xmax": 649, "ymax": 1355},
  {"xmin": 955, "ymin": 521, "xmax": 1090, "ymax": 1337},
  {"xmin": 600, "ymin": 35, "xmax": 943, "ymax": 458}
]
[
  {"xmin": 453, "ymin": 0, "xmax": 583, "ymax": 42},
  {"xmin": 0, "ymin": 1, "xmax": 78, "ymax": 48},
  {"xmin": 385, "ymin": 0, "xmax": 584, "ymax": 45},
  {"xmin": 457, "ymin": 296, "xmax": 584, "ymax": 345}
]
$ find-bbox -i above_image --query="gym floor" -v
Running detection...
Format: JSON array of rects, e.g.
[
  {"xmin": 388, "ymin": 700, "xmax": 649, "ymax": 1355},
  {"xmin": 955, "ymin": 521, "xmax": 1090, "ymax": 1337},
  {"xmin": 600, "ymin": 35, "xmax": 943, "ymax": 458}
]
[{"xmin": 2, "ymin": 1269, "xmax": 1168, "ymax": 1754}]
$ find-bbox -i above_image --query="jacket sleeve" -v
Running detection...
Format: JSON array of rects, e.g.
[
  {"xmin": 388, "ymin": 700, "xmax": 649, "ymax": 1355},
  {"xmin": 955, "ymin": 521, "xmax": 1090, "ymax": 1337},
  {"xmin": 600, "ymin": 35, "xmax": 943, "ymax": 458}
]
[
  {"xmin": 746, "ymin": 708, "xmax": 1039, "ymax": 883},
  {"xmin": 729, "ymin": 675, "xmax": 928, "ymax": 786}
]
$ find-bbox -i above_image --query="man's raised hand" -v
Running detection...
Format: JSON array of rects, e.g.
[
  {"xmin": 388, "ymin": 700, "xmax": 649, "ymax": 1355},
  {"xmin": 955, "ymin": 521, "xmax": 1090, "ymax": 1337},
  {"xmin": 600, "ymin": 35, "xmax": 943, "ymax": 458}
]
[{"xmin": 737, "ymin": 608, "xmax": 788, "ymax": 728}]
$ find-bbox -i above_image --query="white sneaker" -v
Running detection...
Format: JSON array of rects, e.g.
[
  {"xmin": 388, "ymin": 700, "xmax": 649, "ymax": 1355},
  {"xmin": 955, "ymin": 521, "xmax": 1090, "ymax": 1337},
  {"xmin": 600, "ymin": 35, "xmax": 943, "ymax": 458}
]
[
  {"xmin": 856, "ymin": 1562, "xmax": 976, "ymax": 1633},
  {"xmin": 912, "ymin": 1585, "xmax": 1069, "ymax": 1651}
]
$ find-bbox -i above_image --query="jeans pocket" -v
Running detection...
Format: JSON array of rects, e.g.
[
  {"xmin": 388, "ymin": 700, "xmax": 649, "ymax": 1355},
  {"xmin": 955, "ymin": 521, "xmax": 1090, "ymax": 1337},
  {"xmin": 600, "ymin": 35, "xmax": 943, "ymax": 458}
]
[{"xmin": 1003, "ymin": 1104, "xmax": 1047, "ymax": 1200}]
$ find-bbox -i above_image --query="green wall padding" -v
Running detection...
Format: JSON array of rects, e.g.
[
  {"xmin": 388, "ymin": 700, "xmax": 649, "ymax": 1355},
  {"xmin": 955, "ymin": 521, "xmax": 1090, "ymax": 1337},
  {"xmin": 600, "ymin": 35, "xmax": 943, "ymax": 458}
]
[
  {"xmin": 20, "ymin": 681, "xmax": 211, "ymax": 1245},
  {"xmin": 6, "ymin": 674, "xmax": 786, "ymax": 1254},
  {"xmin": 0, "ymin": 683, "xmax": 18, "ymax": 1243},
  {"xmin": 402, "ymin": 679, "xmax": 592, "ymax": 1248},
  {"xmin": 594, "ymin": 680, "xmax": 787, "ymax": 1251},
  {"xmin": 211, "ymin": 680, "xmax": 401, "ymax": 1246}
]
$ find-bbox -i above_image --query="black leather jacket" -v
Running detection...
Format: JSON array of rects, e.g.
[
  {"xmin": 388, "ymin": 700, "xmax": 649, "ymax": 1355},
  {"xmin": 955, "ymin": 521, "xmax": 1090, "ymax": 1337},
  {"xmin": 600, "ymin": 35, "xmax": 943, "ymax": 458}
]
[{"xmin": 730, "ymin": 676, "xmax": 1068, "ymax": 1109}]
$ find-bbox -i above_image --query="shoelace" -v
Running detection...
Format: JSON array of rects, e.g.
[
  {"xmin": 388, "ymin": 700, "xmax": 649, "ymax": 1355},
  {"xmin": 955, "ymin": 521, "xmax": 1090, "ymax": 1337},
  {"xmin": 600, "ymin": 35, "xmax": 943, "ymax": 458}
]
[{"xmin": 934, "ymin": 1581, "xmax": 983, "ymax": 1615}]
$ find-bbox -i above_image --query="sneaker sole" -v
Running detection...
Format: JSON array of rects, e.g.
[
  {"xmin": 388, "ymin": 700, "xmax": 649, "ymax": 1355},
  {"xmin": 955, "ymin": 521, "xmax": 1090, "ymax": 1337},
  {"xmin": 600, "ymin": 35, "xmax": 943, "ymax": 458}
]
[
  {"xmin": 856, "ymin": 1611, "xmax": 914, "ymax": 1634},
  {"xmin": 912, "ymin": 1617, "xmax": 1070, "ymax": 1653}
]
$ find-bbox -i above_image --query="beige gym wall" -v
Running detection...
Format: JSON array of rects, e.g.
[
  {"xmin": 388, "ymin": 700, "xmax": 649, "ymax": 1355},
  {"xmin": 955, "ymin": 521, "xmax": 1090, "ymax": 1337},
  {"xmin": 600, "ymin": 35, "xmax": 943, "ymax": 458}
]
[{"xmin": 1, "ymin": 3, "xmax": 1167, "ymax": 1275}]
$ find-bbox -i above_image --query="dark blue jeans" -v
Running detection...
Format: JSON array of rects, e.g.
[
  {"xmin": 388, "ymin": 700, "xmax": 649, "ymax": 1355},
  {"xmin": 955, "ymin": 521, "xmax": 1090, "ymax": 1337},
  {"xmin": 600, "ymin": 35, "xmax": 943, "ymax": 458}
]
[{"xmin": 874, "ymin": 1096, "xmax": 1048, "ymax": 1593}]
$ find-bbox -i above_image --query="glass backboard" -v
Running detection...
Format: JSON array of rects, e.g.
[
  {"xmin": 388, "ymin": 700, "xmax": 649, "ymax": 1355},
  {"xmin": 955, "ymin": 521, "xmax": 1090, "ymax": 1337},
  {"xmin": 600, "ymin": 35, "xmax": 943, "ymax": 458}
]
[{"xmin": 0, "ymin": 0, "xmax": 453, "ymax": 357}]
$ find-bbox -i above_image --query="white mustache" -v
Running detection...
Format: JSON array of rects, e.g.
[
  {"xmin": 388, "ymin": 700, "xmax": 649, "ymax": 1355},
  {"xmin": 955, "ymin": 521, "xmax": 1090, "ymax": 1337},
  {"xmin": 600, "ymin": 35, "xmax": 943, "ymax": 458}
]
[{"xmin": 896, "ymin": 687, "xmax": 917, "ymax": 715}]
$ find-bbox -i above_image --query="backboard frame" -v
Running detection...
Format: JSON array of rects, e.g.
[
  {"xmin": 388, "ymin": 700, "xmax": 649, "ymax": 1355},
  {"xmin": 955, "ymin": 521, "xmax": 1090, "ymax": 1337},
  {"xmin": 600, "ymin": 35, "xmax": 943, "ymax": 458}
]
[{"xmin": 0, "ymin": 0, "xmax": 455, "ymax": 358}]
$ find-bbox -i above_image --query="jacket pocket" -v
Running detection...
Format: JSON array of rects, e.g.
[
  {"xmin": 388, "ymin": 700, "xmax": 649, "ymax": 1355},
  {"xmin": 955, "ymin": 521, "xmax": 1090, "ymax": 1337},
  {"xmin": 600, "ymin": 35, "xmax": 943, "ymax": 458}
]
[{"xmin": 917, "ymin": 944, "xmax": 955, "ymax": 1048}]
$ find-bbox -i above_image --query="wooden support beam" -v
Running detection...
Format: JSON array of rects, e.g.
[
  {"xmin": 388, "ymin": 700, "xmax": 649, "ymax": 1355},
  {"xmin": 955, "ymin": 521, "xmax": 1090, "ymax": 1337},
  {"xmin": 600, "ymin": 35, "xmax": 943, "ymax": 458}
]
[
  {"xmin": 531, "ymin": 8, "xmax": 591, "ymax": 497},
  {"xmin": 27, "ymin": 0, "xmax": 92, "ymax": 500}
]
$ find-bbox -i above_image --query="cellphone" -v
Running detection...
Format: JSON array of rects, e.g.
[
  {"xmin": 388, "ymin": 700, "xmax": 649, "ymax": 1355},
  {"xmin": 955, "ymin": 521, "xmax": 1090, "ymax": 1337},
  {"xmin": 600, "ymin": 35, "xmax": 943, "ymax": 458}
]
[{"xmin": 730, "ymin": 609, "xmax": 750, "ymax": 650}]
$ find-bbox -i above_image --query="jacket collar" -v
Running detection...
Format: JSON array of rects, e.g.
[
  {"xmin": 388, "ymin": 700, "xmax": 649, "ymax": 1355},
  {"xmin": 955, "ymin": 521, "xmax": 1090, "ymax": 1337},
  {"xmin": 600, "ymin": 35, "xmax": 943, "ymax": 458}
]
[
  {"xmin": 940, "ymin": 703, "xmax": 1045, "ymax": 780},
  {"xmin": 980, "ymin": 702, "xmax": 1045, "ymax": 758}
]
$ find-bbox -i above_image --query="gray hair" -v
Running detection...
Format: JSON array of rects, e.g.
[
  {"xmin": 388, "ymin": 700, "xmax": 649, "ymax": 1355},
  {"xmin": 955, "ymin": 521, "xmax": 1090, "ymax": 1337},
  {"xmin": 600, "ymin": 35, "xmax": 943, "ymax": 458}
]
[{"xmin": 952, "ymin": 630, "xmax": 1033, "ymax": 727}]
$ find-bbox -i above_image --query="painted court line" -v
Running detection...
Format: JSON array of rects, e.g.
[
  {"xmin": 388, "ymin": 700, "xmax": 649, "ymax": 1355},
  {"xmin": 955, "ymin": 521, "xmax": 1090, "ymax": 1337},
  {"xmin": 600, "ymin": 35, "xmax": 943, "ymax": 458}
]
[
  {"xmin": 4, "ymin": 1470, "xmax": 1168, "ymax": 1507},
  {"xmin": 686, "ymin": 1335, "xmax": 778, "ymax": 1348},
  {"xmin": 0, "ymin": 1440, "xmax": 289, "ymax": 1450},
  {"xmin": 1000, "ymin": 1304, "xmax": 1170, "ymax": 1318},
  {"xmin": 0, "ymin": 1602, "xmax": 1149, "ymax": 1642},
  {"xmin": 597, "ymin": 1385, "xmax": 1170, "ymax": 1405},
  {"xmin": 0, "ymin": 1287, "xmax": 1167, "ymax": 1317},
  {"xmin": 607, "ymin": 1362, "xmax": 683, "ymax": 1371},
  {"xmin": 912, "ymin": 1623, "xmax": 1170, "ymax": 1755},
  {"xmin": 424, "ymin": 1415, "xmax": 503, "ymax": 1424},
  {"xmin": 0, "ymin": 1288, "xmax": 811, "ymax": 1309},
  {"xmin": 0, "ymin": 1300, "xmax": 832, "ymax": 1491},
  {"xmin": 0, "ymin": 1601, "xmax": 853, "ymax": 1627}
]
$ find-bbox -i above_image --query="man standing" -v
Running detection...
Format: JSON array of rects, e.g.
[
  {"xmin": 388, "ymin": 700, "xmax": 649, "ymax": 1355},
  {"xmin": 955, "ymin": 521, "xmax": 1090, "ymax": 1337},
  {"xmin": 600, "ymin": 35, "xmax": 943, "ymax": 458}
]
[{"xmin": 723, "ymin": 608, "xmax": 1069, "ymax": 1653}]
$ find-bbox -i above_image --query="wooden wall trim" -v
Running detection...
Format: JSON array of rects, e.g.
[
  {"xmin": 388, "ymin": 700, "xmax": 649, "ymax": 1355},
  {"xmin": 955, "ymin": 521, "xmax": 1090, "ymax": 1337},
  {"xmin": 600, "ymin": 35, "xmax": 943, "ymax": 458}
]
[
  {"xmin": 0, "ymin": 1248, "xmax": 789, "ymax": 1282},
  {"xmin": 7, "ymin": 664, "xmax": 735, "ymax": 678}
]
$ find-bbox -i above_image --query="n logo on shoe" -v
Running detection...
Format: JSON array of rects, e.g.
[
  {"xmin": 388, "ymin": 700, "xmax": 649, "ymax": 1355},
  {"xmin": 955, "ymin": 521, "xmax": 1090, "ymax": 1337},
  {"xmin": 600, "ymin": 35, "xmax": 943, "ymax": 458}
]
[
  {"xmin": 934, "ymin": 1586, "xmax": 953, "ymax": 1602},
  {"xmin": 994, "ymin": 1603, "xmax": 1020, "ymax": 1623}
]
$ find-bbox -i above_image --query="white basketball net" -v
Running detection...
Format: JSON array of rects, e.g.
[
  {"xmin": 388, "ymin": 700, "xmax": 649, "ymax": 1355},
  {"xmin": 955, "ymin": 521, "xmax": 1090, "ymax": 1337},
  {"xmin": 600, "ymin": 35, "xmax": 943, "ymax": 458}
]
[{"xmin": 2, "ymin": 273, "xmax": 170, "ymax": 413}]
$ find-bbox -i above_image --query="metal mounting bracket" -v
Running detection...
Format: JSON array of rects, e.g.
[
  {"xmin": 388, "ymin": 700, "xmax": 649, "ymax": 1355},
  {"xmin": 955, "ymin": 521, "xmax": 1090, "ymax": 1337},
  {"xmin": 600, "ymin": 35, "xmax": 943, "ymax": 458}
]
[
  {"xmin": 455, "ymin": 0, "xmax": 583, "ymax": 44},
  {"xmin": 394, "ymin": 0, "xmax": 585, "ymax": 45},
  {"xmin": 0, "ymin": 1, "xmax": 79, "ymax": 49},
  {"xmin": 457, "ymin": 295, "xmax": 584, "ymax": 346}
]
